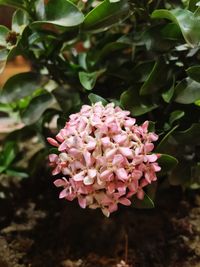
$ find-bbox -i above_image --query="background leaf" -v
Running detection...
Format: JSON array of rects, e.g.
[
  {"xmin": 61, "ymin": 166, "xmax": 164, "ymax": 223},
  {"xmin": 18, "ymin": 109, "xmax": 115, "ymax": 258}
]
[
  {"xmin": 0, "ymin": 72, "xmax": 46, "ymax": 103},
  {"xmin": 22, "ymin": 92, "xmax": 55, "ymax": 125},
  {"xmin": 152, "ymin": 9, "xmax": 200, "ymax": 47},
  {"xmin": 83, "ymin": 0, "xmax": 130, "ymax": 32}
]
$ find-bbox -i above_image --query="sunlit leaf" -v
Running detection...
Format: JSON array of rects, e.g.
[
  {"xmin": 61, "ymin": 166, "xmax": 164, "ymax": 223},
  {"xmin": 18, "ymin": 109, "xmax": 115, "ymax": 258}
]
[
  {"xmin": 175, "ymin": 78, "xmax": 200, "ymax": 104},
  {"xmin": 152, "ymin": 9, "xmax": 200, "ymax": 47},
  {"xmin": 88, "ymin": 93, "xmax": 108, "ymax": 105},
  {"xmin": 0, "ymin": 72, "xmax": 46, "ymax": 103}
]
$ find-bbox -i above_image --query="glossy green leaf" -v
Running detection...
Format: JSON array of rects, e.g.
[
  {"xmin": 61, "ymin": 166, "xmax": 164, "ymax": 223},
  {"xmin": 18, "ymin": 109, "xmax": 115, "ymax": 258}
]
[
  {"xmin": 140, "ymin": 58, "xmax": 168, "ymax": 95},
  {"xmin": 175, "ymin": 78, "xmax": 200, "ymax": 104},
  {"xmin": 173, "ymin": 123, "xmax": 200, "ymax": 145},
  {"xmin": 169, "ymin": 110, "xmax": 185, "ymax": 125},
  {"xmin": 95, "ymin": 41, "xmax": 131, "ymax": 62},
  {"xmin": 79, "ymin": 69, "xmax": 105, "ymax": 90},
  {"xmin": 12, "ymin": 9, "xmax": 30, "ymax": 34},
  {"xmin": 158, "ymin": 154, "xmax": 178, "ymax": 175},
  {"xmin": 188, "ymin": 0, "xmax": 200, "ymax": 12},
  {"xmin": 83, "ymin": 0, "xmax": 130, "ymax": 32},
  {"xmin": 162, "ymin": 81, "xmax": 175, "ymax": 103},
  {"xmin": 32, "ymin": 0, "xmax": 84, "ymax": 29},
  {"xmin": 0, "ymin": 25, "xmax": 9, "ymax": 47},
  {"xmin": 156, "ymin": 125, "xmax": 178, "ymax": 153},
  {"xmin": 152, "ymin": 9, "xmax": 200, "ymax": 47},
  {"xmin": 120, "ymin": 88, "xmax": 158, "ymax": 116},
  {"xmin": 0, "ymin": 72, "xmax": 46, "ymax": 103},
  {"xmin": 88, "ymin": 93, "xmax": 108, "ymax": 105},
  {"xmin": 52, "ymin": 87, "xmax": 81, "ymax": 113},
  {"xmin": 186, "ymin": 65, "xmax": 200, "ymax": 82},
  {"xmin": 22, "ymin": 93, "xmax": 55, "ymax": 125},
  {"xmin": 0, "ymin": 49, "xmax": 8, "ymax": 74},
  {"xmin": 132, "ymin": 193, "xmax": 154, "ymax": 209},
  {"xmin": 1, "ymin": 142, "xmax": 17, "ymax": 167}
]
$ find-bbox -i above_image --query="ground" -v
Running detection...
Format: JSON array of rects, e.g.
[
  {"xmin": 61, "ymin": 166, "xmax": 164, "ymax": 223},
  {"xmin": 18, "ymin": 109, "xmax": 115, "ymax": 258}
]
[{"xmin": 0, "ymin": 173, "xmax": 200, "ymax": 267}]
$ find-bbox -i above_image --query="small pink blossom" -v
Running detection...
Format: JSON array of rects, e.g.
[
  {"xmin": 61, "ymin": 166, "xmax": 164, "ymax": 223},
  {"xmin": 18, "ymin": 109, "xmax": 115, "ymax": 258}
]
[{"xmin": 48, "ymin": 102, "xmax": 160, "ymax": 217}]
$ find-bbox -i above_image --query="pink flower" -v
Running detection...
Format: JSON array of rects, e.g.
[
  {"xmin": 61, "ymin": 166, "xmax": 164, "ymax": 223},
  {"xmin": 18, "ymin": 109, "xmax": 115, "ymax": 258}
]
[{"xmin": 48, "ymin": 102, "xmax": 160, "ymax": 217}]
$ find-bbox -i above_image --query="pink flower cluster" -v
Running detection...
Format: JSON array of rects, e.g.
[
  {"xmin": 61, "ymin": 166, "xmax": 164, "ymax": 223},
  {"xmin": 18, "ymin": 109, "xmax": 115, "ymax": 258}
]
[{"xmin": 47, "ymin": 102, "xmax": 160, "ymax": 217}]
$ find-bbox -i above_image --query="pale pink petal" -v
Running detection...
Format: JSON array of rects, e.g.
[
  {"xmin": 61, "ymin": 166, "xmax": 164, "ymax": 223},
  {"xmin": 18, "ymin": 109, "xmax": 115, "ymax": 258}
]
[
  {"xmin": 102, "ymin": 208, "xmax": 110, "ymax": 217},
  {"xmin": 59, "ymin": 188, "xmax": 68, "ymax": 198},
  {"xmin": 49, "ymin": 154, "xmax": 58, "ymax": 162},
  {"xmin": 83, "ymin": 150, "xmax": 92, "ymax": 166},
  {"xmin": 124, "ymin": 118, "xmax": 136, "ymax": 127},
  {"xmin": 100, "ymin": 169, "xmax": 113, "ymax": 181},
  {"xmin": 47, "ymin": 137, "xmax": 59, "ymax": 147},
  {"xmin": 112, "ymin": 134, "xmax": 127, "ymax": 144},
  {"xmin": 137, "ymin": 189, "xmax": 145, "ymax": 200},
  {"xmin": 52, "ymin": 166, "xmax": 61, "ymax": 176},
  {"xmin": 88, "ymin": 169, "xmax": 97, "ymax": 179},
  {"xmin": 56, "ymin": 133, "xmax": 64, "ymax": 142},
  {"xmin": 101, "ymin": 137, "xmax": 110, "ymax": 147},
  {"xmin": 108, "ymin": 203, "xmax": 118, "ymax": 213},
  {"xmin": 58, "ymin": 141, "xmax": 68, "ymax": 151},
  {"xmin": 145, "ymin": 154, "xmax": 158, "ymax": 162},
  {"xmin": 118, "ymin": 147, "xmax": 133, "ymax": 158},
  {"xmin": 118, "ymin": 198, "xmax": 131, "ymax": 206},
  {"xmin": 112, "ymin": 154, "xmax": 124, "ymax": 165},
  {"xmin": 115, "ymin": 168, "xmax": 128, "ymax": 181},
  {"xmin": 78, "ymin": 196, "xmax": 87, "ymax": 209},
  {"xmin": 54, "ymin": 179, "xmax": 67, "ymax": 187},
  {"xmin": 73, "ymin": 170, "xmax": 85, "ymax": 181},
  {"xmin": 105, "ymin": 148, "xmax": 117, "ymax": 159}
]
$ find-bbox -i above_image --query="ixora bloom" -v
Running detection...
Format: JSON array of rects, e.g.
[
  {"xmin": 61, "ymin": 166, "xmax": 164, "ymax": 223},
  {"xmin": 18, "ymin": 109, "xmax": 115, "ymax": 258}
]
[{"xmin": 47, "ymin": 102, "xmax": 161, "ymax": 217}]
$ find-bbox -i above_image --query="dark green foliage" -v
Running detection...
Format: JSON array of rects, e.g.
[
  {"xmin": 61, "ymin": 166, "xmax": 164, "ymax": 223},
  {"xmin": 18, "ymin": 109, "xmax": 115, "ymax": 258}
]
[{"xmin": 0, "ymin": 0, "xmax": 200, "ymax": 207}]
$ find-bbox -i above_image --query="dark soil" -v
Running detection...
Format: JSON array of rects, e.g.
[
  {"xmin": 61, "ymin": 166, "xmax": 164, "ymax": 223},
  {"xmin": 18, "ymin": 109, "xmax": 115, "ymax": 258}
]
[{"xmin": 0, "ymin": 175, "xmax": 200, "ymax": 267}]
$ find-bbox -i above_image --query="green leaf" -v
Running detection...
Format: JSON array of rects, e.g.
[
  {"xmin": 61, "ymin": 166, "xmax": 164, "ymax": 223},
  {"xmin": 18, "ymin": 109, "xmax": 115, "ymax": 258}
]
[
  {"xmin": 88, "ymin": 93, "xmax": 108, "ymax": 105},
  {"xmin": 79, "ymin": 69, "xmax": 105, "ymax": 90},
  {"xmin": 162, "ymin": 80, "xmax": 175, "ymax": 103},
  {"xmin": 6, "ymin": 169, "xmax": 28, "ymax": 178},
  {"xmin": 0, "ymin": 49, "xmax": 8, "ymax": 74},
  {"xmin": 0, "ymin": 166, "xmax": 6, "ymax": 174},
  {"xmin": 132, "ymin": 193, "xmax": 154, "ymax": 209},
  {"xmin": 140, "ymin": 58, "xmax": 168, "ymax": 95},
  {"xmin": 175, "ymin": 78, "xmax": 200, "ymax": 104},
  {"xmin": 173, "ymin": 123, "xmax": 200, "ymax": 145},
  {"xmin": 0, "ymin": 0, "xmax": 25, "ymax": 9},
  {"xmin": 12, "ymin": 9, "xmax": 30, "ymax": 34},
  {"xmin": 152, "ymin": 9, "xmax": 200, "ymax": 47},
  {"xmin": 186, "ymin": 65, "xmax": 200, "ymax": 82},
  {"xmin": 156, "ymin": 125, "xmax": 178, "ymax": 153},
  {"xmin": 0, "ymin": 72, "xmax": 46, "ymax": 103},
  {"xmin": 1, "ymin": 141, "xmax": 17, "ymax": 167},
  {"xmin": 188, "ymin": 0, "xmax": 200, "ymax": 12},
  {"xmin": 32, "ymin": 0, "xmax": 84, "ymax": 29},
  {"xmin": 95, "ymin": 41, "xmax": 131, "ymax": 62},
  {"xmin": 0, "ymin": 25, "xmax": 9, "ymax": 47},
  {"xmin": 52, "ymin": 87, "xmax": 81, "ymax": 113},
  {"xmin": 120, "ymin": 88, "xmax": 158, "ymax": 116},
  {"xmin": 83, "ymin": 0, "xmax": 130, "ymax": 32},
  {"xmin": 169, "ymin": 110, "xmax": 185, "ymax": 125},
  {"xmin": 21, "ymin": 92, "xmax": 55, "ymax": 125},
  {"xmin": 157, "ymin": 154, "xmax": 178, "ymax": 175}
]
